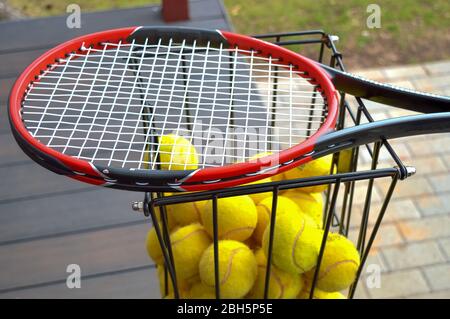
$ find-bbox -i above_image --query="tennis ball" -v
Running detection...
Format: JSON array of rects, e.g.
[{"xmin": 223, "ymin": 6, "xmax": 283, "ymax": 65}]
[
  {"xmin": 282, "ymin": 190, "xmax": 324, "ymax": 228},
  {"xmin": 164, "ymin": 193, "xmax": 207, "ymax": 226},
  {"xmin": 158, "ymin": 134, "xmax": 199, "ymax": 170},
  {"xmin": 162, "ymin": 291, "xmax": 189, "ymax": 299},
  {"xmin": 188, "ymin": 282, "xmax": 217, "ymax": 299},
  {"xmin": 200, "ymin": 195, "xmax": 257, "ymax": 242},
  {"xmin": 253, "ymin": 195, "xmax": 317, "ymax": 245},
  {"xmin": 170, "ymin": 223, "xmax": 212, "ymax": 281},
  {"xmin": 297, "ymin": 288, "xmax": 346, "ymax": 299},
  {"xmin": 337, "ymin": 149, "xmax": 353, "ymax": 173},
  {"xmin": 146, "ymin": 223, "xmax": 211, "ymax": 281},
  {"xmin": 157, "ymin": 265, "xmax": 191, "ymax": 298},
  {"xmin": 271, "ymin": 171, "xmax": 286, "ymax": 182},
  {"xmin": 145, "ymin": 224, "xmax": 167, "ymax": 265},
  {"xmin": 242, "ymin": 152, "xmax": 275, "ymax": 204},
  {"xmin": 248, "ymin": 151, "xmax": 273, "ymax": 160},
  {"xmin": 283, "ymin": 155, "xmax": 334, "ymax": 193},
  {"xmin": 245, "ymin": 177, "xmax": 273, "ymax": 204},
  {"xmin": 305, "ymin": 233, "xmax": 360, "ymax": 292},
  {"xmin": 247, "ymin": 248, "xmax": 304, "ymax": 299},
  {"xmin": 262, "ymin": 210, "xmax": 323, "ymax": 274},
  {"xmin": 199, "ymin": 240, "xmax": 257, "ymax": 298},
  {"xmin": 253, "ymin": 195, "xmax": 301, "ymax": 245},
  {"xmin": 153, "ymin": 209, "xmax": 178, "ymax": 231}
]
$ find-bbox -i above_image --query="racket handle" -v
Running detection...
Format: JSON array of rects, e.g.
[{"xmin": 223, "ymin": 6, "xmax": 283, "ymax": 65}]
[
  {"xmin": 313, "ymin": 113, "xmax": 450, "ymax": 157},
  {"xmin": 319, "ymin": 63, "xmax": 450, "ymax": 113}
]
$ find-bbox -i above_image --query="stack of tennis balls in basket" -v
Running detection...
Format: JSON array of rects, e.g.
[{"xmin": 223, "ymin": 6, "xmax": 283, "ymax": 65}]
[{"xmin": 144, "ymin": 135, "xmax": 360, "ymax": 299}]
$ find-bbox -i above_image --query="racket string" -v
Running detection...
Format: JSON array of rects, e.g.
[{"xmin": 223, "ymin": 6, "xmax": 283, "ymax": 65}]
[{"xmin": 22, "ymin": 39, "xmax": 328, "ymax": 169}]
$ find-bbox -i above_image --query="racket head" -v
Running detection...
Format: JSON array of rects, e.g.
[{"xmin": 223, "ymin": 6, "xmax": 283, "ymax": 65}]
[{"xmin": 9, "ymin": 26, "xmax": 338, "ymax": 192}]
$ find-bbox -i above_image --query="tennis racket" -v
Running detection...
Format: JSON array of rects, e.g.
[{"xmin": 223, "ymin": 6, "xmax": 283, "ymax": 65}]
[{"xmin": 8, "ymin": 26, "xmax": 450, "ymax": 192}]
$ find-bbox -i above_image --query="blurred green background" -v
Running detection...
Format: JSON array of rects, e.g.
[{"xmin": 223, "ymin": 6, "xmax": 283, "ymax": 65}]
[{"xmin": 4, "ymin": 0, "xmax": 450, "ymax": 68}]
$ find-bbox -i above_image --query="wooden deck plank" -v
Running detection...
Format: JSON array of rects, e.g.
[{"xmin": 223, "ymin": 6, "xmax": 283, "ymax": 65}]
[
  {"xmin": 0, "ymin": 187, "xmax": 144, "ymax": 244},
  {"xmin": 0, "ymin": 77, "xmax": 14, "ymax": 99},
  {"xmin": 0, "ymin": 118, "xmax": 12, "ymax": 135},
  {"xmin": 0, "ymin": 222, "xmax": 153, "ymax": 291},
  {"xmin": 0, "ymin": 132, "xmax": 31, "ymax": 166},
  {"xmin": 0, "ymin": 48, "xmax": 46, "ymax": 79},
  {"xmin": 0, "ymin": 77, "xmax": 15, "ymax": 135},
  {"xmin": 0, "ymin": 163, "xmax": 94, "ymax": 201},
  {"xmin": 0, "ymin": 266, "xmax": 159, "ymax": 299},
  {"xmin": 0, "ymin": 0, "xmax": 226, "ymax": 53}
]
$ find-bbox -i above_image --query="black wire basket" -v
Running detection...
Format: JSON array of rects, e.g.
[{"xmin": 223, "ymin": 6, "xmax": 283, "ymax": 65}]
[{"xmin": 134, "ymin": 30, "xmax": 415, "ymax": 299}]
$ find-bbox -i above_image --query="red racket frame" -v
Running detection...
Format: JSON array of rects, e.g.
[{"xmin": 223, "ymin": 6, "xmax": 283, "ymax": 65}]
[{"xmin": 8, "ymin": 27, "xmax": 339, "ymax": 191}]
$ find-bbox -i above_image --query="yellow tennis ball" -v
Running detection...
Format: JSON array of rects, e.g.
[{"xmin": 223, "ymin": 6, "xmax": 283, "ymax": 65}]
[
  {"xmin": 240, "ymin": 152, "xmax": 275, "ymax": 204},
  {"xmin": 271, "ymin": 171, "xmax": 286, "ymax": 182},
  {"xmin": 164, "ymin": 193, "xmax": 207, "ymax": 226},
  {"xmin": 199, "ymin": 240, "xmax": 257, "ymax": 298},
  {"xmin": 247, "ymin": 248, "xmax": 304, "ymax": 299},
  {"xmin": 188, "ymin": 282, "xmax": 217, "ymax": 299},
  {"xmin": 306, "ymin": 233, "xmax": 360, "ymax": 292},
  {"xmin": 284, "ymin": 155, "xmax": 334, "ymax": 193},
  {"xmin": 168, "ymin": 201, "xmax": 205, "ymax": 226},
  {"xmin": 245, "ymin": 177, "xmax": 273, "ymax": 204},
  {"xmin": 262, "ymin": 210, "xmax": 323, "ymax": 274},
  {"xmin": 253, "ymin": 196, "xmax": 317, "ymax": 245},
  {"xmin": 153, "ymin": 209, "xmax": 178, "ymax": 231},
  {"xmin": 282, "ymin": 190, "xmax": 324, "ymax": 228},
  {"xmin": 146, "ymin": 223, "xmax": 210, "ymax": 280},
  {"xmin": 170, "ymin": 223, "xmax": 212, "ymax": 281},
  {"xmin": 145, "ymin": 225, "xmax": 167, "ymax": 265},
  {"xmin": 200, "ymin": 195, "xmax": 257, "ymax": 242},
  {"xmin": 297, "ymin": 288, "xmax": 346, "ymax": 299},
  {"xmin": 157, "ymin": 265, "xmax": 191, "ymax": 298},
  {"xmin": 253, "ymin": 195, "xmax": 301, "ymax": 245},
  {"xmin": 162, "ymin": 291, "xmax": 189, "ymax": 299},
  {"xmin": 158, "ymin": 134, "xmax": 199, "ymax": 170}
]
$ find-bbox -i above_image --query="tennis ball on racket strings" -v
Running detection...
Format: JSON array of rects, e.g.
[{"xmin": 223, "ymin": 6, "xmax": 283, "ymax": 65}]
[
  {"xmin": 283, "ymin": 155, "xmax": 334, "ymax": 193},
  {"xmin": 262, "ymin": 210, "xmax": 323, "ymax": 274},
  {"xmin": 157, "ymin": 265, "xmax": 191, "ymax": 298},
  {"xmin": 282, "ymin": 190, "xmax": 324, "ymax": 228},
  {"xmin": 188, "ymin": 281, "xmax": 217, "ymax": 299},
  {"xmin": 200, "ymin": 195, "xmax": 257, "ymax": 242},
  {"xmin": 253, "ymin": 195, "xmax": 317, "ymax": 245},
  {"xmin": 163, "ymin": 193, "xmax": 207, "ymax": 226},
  {"xmin": 247, "ymin": 248, "xmax": 304, "ymax": 299},
  {"xmin": 158, "ymin": 134, "xmax": 199, "ymax": 170},
  {"xmin": 199, "ymin": 240, "xmax": 257, "ymax": 298},
  {"xmin": 305, "ymin": 232, "xmax": 360, "ymax": 292}
]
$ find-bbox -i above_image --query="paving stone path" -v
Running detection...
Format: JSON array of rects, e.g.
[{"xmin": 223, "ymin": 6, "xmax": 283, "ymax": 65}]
[{"xmin": 350, "ymin": 60, "xmax": 450, "ymax": 299}]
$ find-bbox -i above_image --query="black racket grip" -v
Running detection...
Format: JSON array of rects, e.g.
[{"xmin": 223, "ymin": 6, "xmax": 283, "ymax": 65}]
[
  {"xmin": 319, "ymin": 63, "xmax": 450, "ymax": 113},
  {"xmin": 313, "ymin": 113, "xmax": 450, "ymax": 157}
]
